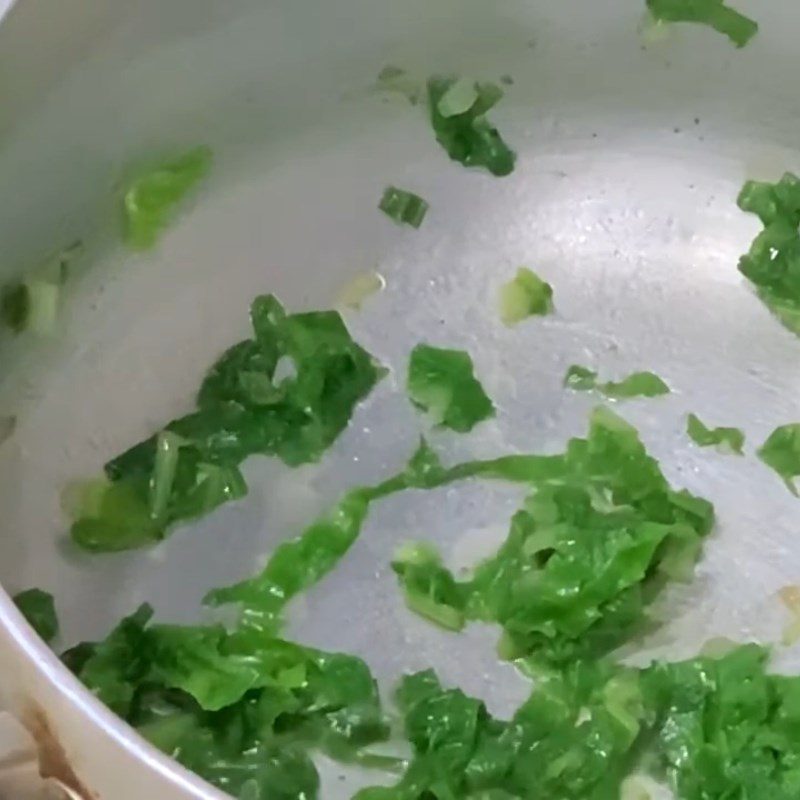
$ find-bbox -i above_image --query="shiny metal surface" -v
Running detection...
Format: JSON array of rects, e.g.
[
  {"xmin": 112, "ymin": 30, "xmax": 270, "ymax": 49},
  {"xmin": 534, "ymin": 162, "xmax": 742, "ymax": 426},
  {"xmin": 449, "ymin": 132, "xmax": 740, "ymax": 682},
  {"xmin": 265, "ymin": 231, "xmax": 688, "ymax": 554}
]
[{"xmin": 0, "ymin": 0, "xmax": 797, "ymax": 797}]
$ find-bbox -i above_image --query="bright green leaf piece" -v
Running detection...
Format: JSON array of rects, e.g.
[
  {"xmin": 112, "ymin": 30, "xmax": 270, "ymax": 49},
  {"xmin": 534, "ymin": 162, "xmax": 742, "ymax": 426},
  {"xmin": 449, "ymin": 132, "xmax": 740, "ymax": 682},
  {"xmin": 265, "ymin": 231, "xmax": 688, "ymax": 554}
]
[
  {"xmin": 407, "ymin": 344, "xmax": 495, "ymax": 432},
  {"xmin": 13, "ymin": 588, "xmax": 59, "ymax": 643},
  {"xmin": 499, "ymin": 268, "xmax": 553, "ymax": 324},
  {"xmin": 69, "ymin": 295, "xmax": 382, "ymax": 552},
  {"xmin": 428, "ymin": 77, "xmax": 516, "ymax": 176},
  {"xmin": 390, "ymin": 407, "xmax": 713, "ymax": 664},
  {"xmin": 737, "ymin": 173, "xmax": 800, "ymax": 336},
  {"xmin": 686, "ymin": 413, "xmax": 745, "ymax": 454},
  {"xmin": 392, "ymin": 543, "xmax": 466, "ymax": 630},
  {"xmin": 358, "ymin": 662, "xmax": 648, "ymax": 800},
  {"xmin": 646, "ymin": 0, "xmax": 758, "ymax": 47},
  {"xmin": 759, "ymin": 423, "xmax": 800, "ymax": 495},
  {"xmin": 564, "ymin": 365, "xmax": 670, "ymax": 399},
  {"xmin": 642, "ymin": 644, "xmax": 800, "ymax": 800},
  {"xmin": 379, "ymin": 186, "xmax": 429, "ymax": 228},
  {"xmin": 123, "ymin": 146, "xmax": 212, "ymax": 249},
  {"xmin": 68, "ymin": 604, "xmax": 388, "ymax": 800}
]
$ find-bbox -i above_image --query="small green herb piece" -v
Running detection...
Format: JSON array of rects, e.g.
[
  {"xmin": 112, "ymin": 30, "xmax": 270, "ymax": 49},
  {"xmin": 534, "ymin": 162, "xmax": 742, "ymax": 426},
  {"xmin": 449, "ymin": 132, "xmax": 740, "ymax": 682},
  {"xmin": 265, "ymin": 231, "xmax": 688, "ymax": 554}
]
[
  {"xmin": 407, "ymin": 344, "xmax": 495, "ymax": 432},
  {"xmin": 379, "ymin": 186, "xmax": 429, "ymax": 228},
  {"xmin": 646, "ymin": 0, "xmax": 758, "ymax": 47},
  {"xmin": 69, "ymin": 295, "xmax": 382, "ymax": 551},
  {"xmin": 758, "ymin": 424, "xmax": 800, "ymax": 495},
  {"xmin": 686, "ymin": 413, "xmax": 745, "ymax": 454},
  {"xmin": 428, "ymin": 77, "xmax": 516, "ymax": 177},
  {"xmin": 392, "ymin": 543, "xmax": 466, "ymax": 630},
  {"xmin": 564, "ymin": 365, "xmax": 670, "ymax": 399},
  {"xmin": 13, "ymin": 588, "xmax": 59, "ymax": 643},
  {"xmin": 124, "ymin": 146, "xmax": 212, "ymax": 248},
  {"xmin": 69, "ymin": 604, "xmax": 388, "ymax": 799},
  {"xmin": 499, "ymin": 268, "xmax": 553, "ymax": 324},
  {"xmin": 737, "ymin": 173, "xmax": 800, "ymax": 336}
]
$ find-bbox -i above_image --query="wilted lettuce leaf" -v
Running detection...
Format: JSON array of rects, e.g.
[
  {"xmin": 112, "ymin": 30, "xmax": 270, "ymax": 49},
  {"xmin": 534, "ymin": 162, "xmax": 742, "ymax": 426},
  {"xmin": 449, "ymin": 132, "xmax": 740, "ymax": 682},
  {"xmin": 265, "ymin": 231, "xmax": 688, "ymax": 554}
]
[
  {"xmin": 124, "ymin": 146, "xmax": 212, "ymax": 248},
  {"xmin": 393, "ymin": 407, "xmax": 713, "ymax": 664},
  {"xmin": 357, "ymin": 663, "xmax": 647, "ymax": 800},
  {"xmin": 646, "ymin": 0, "xmax": 758, "ymax": 47},
  {"xmin": 69, "ymin": 605, "xmax": 388, "ymax": 800},
  {"xmin": 737, "ymin": 173, "xmax": 800, "ymax": 336},
  {"xmin": 392, "ymin": 543, "xmax": 467, "ymax": 630},
  {"xmin": 498, "ymin": 268, "xmax": 553, "ymax": 325},
  {"xmin": 69, "ymin": 295, "xmax": 382, "ymax": 551},
  {"xmin": 686, "ymin": 413, "xmax": 745, "ymax": 454},
  {"xmin": 758, "ymin": 423, "xmax": 800, "ymax": 495},
  {"xmin": 13, "ymin": 588, "xmax": 59, "ymax": 643},
  {"xmin": 564, "ymin": 365, "xmax": 670, "ymax": 399},
  {"xmin": 642, "ymin": 644, "xmax": 800, "ymax": 800},
  {"xmin": 428, "ymin": 77, "xmax": 516, "ymax": 176},
  {"xmin": 407, "ymin": 344, "xmax": 495, "ymax": 432}
]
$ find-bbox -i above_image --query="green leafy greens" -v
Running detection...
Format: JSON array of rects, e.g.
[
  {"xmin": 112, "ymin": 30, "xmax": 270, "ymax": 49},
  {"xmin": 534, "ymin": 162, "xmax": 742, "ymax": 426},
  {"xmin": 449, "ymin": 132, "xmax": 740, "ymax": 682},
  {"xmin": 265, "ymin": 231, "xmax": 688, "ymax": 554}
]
[
  {"xmin": 737, "ymin": 173, "xmax": 800, "ymax": 336},
  {"xmin": 124, "ymin": 146, "xmax": 212, "ymax": 249},
  {"xmin": 393, "ymin": 407, "xmax": 713, "ymax": 664},
  {"xmin": 758, "ymin": 423, "xmax": 800, "ymax": 495},
  {"xmin": 646, "ymin": 0, "xmax": 758, "ymax": 48},
  {"xmin": 564, "ymin": 365, "xmax": 670, "ymax": 399},
  {"xmin": 428, "ymin": 77, "xmax": 516, "ymax": 177},
  {"xmin": 686, "ymin": 413, "xmax": 745, "ymax": 454},
  {"xmin": 643, "ymin": 643, "xmax": 800, "ymax": 800},
  {"xmin": 356, "ymin": 662, "xmax": 648, "ymax": 800},
  {"xmin": 357, "ymin": 643, "xmax": 800, "ymax": 800},
  {"xmin": 67, "ymin": 605, "xmax": 389, "ymax": 800},
  {"xmin": 379, "ymin": 186, "xmax": 429, "ymax": 228},
  {"xmin": 407, "ymin": 344, "xmax": 495, "ymax": 432},
  {"xmin": 13, "ymin": 588, "xmax": 59, "ymax": 643},
  {"xmin": 68, "ymin": 294, "xmax": 383, "ymax": 551},
  {"xmin": 499, "ymin": 268, "xmax": 553, "ymax": 325}
]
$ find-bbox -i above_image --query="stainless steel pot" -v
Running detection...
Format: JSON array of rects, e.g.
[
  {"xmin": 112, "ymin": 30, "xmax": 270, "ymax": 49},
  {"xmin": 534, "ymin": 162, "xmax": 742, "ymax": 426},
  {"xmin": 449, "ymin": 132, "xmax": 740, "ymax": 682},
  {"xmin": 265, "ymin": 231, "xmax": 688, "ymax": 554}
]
[{"xmin": 0, "ymin": 0, "xmax": 795, "ymax": 797}]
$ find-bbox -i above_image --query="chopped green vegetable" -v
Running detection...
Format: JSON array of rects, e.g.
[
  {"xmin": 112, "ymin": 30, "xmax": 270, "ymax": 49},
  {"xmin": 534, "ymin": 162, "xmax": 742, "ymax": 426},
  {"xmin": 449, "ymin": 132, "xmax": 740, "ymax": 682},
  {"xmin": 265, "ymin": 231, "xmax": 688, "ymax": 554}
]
[
  {"xmin": 646, "ymin": 0, "xmax": 758, "ymax": 47},
  {"xmin": 123, "ymin": 146, "xmax": 212, "ymax": 248},
  {"xmin": 498, "ymin": 268, "xmax": 553, "ymax": 324},
  {"xmin": 13, "ymin": 588, "xmax": 59, "ymax": 643},
  {"xmin": 407, "ymin": 344, "xmax": 495, "ymax": 432},
  {"xmin": 686, "ymin": 413, "xmax": 745, "ymax": 454},
  {"xmin": 428, "ymin": 77, "xmax": 516, "ymax": 177},
  {"xmin": 737, "ymin": 173, "xmax": 800, "ymax": 336},
  {"xmin": 758, "ymin": 423, "xmax": 800, "ymax": 495},
  {"xmin": 379, "ymin": 186, "xmax": 429, "ymax": 228},
  {"xmin": 394, "ymin": 408, "xmax": 713, "ymax": 663},
  {"xmin": 564, "ymin": 365, "xmax": 670, "ymax": 399},
  {"xmin": 642, "ymin": 643, "xmax": 800, "ymax": 800},
  {"xmin": 69, "ymin": 604, "xmax": 388, "ymax": 799},
  {"xmin": 392, "ymin": 543, "xmax": 467, "ymax": 630},
  {"xmin": 204, "ymin": 437, "xmax": 570, "ymax": 632},
  {"xmin": 68, "ymin": 295, "xmax": 383, "ymax": 551},
  {"xmin": 357, "ymin": 662, "xmax": 648, "ymax": 800}
]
